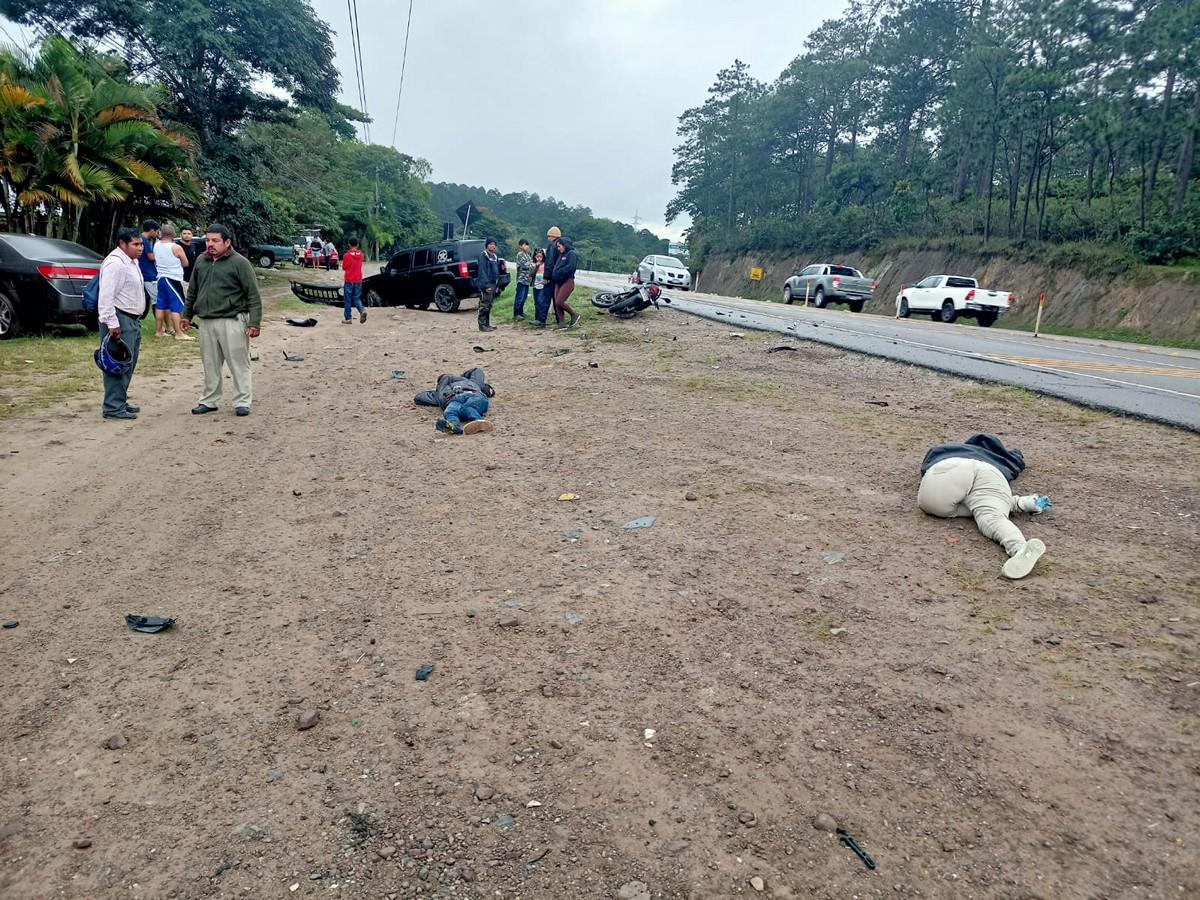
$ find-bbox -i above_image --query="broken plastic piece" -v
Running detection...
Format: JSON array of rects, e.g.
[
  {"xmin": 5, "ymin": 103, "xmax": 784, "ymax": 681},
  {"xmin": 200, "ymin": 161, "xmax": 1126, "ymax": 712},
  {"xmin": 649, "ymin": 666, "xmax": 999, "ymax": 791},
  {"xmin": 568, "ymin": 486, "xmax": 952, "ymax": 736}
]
[
  {"xmin": 282, "ymin": 351, "xmax": 305, "ymax": 362},
  {"xmin": 125, "ymin": 614, "xmax": 175, "ymax": 634},
  {"xmin": 285, "ymin": 317, "xmax": 318, "ymax": 327},
  {"xmin": 623, "ymin": 516, "xmax": 656, "ymax": 530},
  {"xmin": 415, "ymin": 664, "xmax": 434, "ymax": 681},
  {"xmin": 558, "ymin": 493, "xmax": 580, "ymax": 502},
  {"xmin": 837, "ymin": 828, "xmax": 876, "ymax": 870},
  {"xmin": 390, "ymin": 370, "xmax": 406, "ymax": 381}
]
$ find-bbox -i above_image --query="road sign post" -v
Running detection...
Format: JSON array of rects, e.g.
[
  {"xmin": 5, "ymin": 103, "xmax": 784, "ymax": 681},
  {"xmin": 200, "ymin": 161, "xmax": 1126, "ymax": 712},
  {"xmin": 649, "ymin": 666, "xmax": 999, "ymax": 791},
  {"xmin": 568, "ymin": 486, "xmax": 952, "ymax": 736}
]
[
  {"xmin": 1034, "ymin": 292, "xmax": 1045, "ymax": 338},
  {"xmin": 804, "ymin": 281, "xmax": 811, "ymax": 308}
]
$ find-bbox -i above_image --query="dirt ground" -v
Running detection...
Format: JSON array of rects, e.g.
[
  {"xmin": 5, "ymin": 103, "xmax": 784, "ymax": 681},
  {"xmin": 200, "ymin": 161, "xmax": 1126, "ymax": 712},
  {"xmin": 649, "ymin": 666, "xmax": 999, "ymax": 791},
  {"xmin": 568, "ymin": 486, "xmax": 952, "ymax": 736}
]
[{"xmin": 0, "ymin": 274, "xmax": 1197, "ymax": 900}]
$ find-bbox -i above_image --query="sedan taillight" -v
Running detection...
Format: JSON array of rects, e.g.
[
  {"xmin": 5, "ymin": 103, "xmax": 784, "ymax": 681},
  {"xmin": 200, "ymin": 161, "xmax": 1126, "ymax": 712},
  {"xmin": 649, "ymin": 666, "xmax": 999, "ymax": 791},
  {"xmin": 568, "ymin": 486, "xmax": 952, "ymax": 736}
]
[{"xmin": 38, "ymin": 264, "xmax": 98, "ymax": 283}]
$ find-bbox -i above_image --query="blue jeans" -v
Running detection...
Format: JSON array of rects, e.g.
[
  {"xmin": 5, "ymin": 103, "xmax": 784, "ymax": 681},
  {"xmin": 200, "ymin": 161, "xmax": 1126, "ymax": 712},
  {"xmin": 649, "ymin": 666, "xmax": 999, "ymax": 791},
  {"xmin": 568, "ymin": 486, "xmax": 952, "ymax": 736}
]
[
  {"xmin": 101, "ymin": 309, "xmax": 141, "ymax": 416},
  {"xmin": 513, "ymin": 282, "xmax": 530, "ymax": 317},
  {"xmin": 443, "ymin": 393, "xmax": 488, "ymax": 429},
  {"xmin": 533, "ymin": 285, "xmax": 552, "ymax": 324},
  {"xmin": 343, "ymin": 282, "xmax": 363, "ymax": 319}
]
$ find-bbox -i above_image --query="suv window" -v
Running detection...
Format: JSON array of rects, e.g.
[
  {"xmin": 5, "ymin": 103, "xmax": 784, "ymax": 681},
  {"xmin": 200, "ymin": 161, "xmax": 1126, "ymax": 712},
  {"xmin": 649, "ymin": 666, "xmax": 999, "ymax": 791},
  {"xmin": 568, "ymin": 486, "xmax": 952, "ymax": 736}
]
[
  {"xmin": 412, "ymin": 249, "xmax": 431, "ymax": 268},
  {"xmin": 946, "ymin": 276, "xmax": 976, "ymax": 289},
  {"xmin": 801, "ymin": 266, "xmax": 819, "ymax": 276},
  {"xmin": 829, "ymin": 265, "xmax": 860, "ymax": 277},
  {"xmin": 389, "ymin": 251, "xmax": 412, "ymax": 271}
]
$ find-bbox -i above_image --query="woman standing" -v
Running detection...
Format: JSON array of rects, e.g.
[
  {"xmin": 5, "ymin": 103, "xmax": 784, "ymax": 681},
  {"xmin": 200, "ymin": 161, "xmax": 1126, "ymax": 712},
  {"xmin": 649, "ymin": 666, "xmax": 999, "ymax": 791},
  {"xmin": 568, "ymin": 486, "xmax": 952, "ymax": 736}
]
[
  {"xmin": 154, "ymin": 223, "xmax": 193, "ymax": 340},
  {"xmin": 531, "ymin": 249, "xmax": 548, "ymax": 326},
  {"xmin": 551, "ymin": 236, "xmax": 579, "ymax": 329}
]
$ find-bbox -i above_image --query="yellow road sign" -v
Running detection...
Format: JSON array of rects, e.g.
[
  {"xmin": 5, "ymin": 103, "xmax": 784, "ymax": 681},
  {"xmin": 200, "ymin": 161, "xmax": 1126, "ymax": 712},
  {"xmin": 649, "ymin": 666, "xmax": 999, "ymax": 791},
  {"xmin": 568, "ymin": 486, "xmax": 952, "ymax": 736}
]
[{"xmin": 749, "ymin": 267, "xmax": 764, "ymax": 281}]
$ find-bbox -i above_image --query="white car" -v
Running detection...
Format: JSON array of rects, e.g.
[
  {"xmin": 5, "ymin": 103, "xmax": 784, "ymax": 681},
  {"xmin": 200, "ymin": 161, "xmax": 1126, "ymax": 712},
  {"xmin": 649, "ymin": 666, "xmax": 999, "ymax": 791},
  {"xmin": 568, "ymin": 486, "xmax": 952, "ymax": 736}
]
[
  {"xmin": 895, "ymin": 274, "xmax": 1013, "ymax": 327},
  {"xmin": 637, "ymin": 254, "xmax": 691, "ymax": 290}
]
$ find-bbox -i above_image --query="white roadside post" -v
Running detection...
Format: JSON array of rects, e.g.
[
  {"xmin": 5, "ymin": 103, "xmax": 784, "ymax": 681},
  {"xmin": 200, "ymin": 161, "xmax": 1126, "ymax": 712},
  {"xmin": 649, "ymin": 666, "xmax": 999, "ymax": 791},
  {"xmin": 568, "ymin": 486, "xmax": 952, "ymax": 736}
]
[
  {"xmin": 1034, "ymin": 292, "xmax": 1045, "ymax": 338},
  {"xmin": 804, "ymin": 280, "xmax": 811, "ymax": 307}
]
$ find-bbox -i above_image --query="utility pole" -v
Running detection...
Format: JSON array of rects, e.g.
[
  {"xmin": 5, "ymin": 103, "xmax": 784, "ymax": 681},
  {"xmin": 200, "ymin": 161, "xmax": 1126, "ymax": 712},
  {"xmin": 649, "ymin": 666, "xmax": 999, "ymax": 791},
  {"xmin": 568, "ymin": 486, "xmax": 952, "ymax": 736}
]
[{"xmin": 632, "ymin": 209, "xmax": 642, "ymax": 228}]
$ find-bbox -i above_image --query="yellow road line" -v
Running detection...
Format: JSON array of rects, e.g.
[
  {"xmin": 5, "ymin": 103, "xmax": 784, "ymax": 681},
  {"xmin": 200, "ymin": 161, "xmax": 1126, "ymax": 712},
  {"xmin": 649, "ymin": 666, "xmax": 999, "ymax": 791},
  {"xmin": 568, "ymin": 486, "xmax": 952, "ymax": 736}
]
[{"xmin": 983, "ymin": 354, "xmax": 1200, "ymax": 378}]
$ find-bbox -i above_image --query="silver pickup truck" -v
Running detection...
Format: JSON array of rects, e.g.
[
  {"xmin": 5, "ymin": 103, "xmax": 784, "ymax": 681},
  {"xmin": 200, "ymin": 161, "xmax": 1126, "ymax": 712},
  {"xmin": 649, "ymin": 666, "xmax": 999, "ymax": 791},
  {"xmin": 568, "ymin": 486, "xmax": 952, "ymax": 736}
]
[{"xmin": 782, "ymin": 263, "xmax": 875, "ymax": 312}]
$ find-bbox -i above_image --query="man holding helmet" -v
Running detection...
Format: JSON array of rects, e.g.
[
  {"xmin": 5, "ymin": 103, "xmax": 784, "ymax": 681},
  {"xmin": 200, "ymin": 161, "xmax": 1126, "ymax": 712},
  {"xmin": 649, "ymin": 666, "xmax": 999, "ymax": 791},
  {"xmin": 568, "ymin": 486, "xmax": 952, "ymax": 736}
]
[{"xmin": 96, "ymin": 227, "xmax": 147, "ymax": 420}]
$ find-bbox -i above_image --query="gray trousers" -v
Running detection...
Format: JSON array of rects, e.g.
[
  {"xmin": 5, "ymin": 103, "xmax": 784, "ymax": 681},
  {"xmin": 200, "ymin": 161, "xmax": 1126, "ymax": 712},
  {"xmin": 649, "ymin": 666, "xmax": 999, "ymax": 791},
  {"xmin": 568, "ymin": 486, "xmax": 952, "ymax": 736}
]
[
  {"xmin": 198, "ymin": 315, "xmax": 252, "ymax": 409},
  {"xmin": 101, "ymin": 309, "xmax": 141, "ymax": 416},
  {"xmin": 918, "ymin": 458, "xmax": 1039, "ymax": 556},
  {"xmin": 477, "ymin": 287, "xmax": 496, "ymax": 328}
]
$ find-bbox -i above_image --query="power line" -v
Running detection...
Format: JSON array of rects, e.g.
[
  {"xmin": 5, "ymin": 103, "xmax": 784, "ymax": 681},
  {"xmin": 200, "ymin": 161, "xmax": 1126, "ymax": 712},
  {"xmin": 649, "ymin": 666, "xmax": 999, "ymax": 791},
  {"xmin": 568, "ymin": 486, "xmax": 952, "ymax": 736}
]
[
  {"xmin": 346, "ymin": 0, "xmax": 371, "ymax": 143},
  {"xmin": 390, "ymin": 0, "xmax": 414, "ymax": 149}
]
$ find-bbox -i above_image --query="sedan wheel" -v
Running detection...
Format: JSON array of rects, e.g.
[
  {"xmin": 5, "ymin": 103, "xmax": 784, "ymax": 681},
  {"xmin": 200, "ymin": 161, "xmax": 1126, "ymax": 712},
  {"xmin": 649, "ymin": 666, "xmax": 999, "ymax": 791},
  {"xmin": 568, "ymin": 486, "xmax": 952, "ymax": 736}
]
[
  {"xmin": 783, "ymin": 286, "xmax": 793, "ymax": 305},
  {"xmin": 0, "ymin": 290, "xmax": 20, "ymax": 339},
  {"xmin": 898, "ymin": 298, "xmax": 910, "ymax": 318}
]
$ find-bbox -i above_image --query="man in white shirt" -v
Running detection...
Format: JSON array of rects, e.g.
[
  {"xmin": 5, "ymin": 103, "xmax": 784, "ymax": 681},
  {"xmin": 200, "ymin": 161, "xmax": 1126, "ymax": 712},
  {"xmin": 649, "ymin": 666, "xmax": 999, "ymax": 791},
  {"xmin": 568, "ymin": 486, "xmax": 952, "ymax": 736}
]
[{"xmin": 97, "ymin": 227, "xmax": 148, "ymax": 420}]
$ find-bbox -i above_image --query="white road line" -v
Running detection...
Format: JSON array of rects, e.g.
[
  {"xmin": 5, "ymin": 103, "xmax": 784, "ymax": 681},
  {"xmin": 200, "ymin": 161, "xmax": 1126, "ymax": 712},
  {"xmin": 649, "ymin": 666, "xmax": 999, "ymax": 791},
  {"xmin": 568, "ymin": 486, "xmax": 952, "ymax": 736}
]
[{"xmin": 667, "ymin": 296, "xmax": 1200, "ymax": 403}]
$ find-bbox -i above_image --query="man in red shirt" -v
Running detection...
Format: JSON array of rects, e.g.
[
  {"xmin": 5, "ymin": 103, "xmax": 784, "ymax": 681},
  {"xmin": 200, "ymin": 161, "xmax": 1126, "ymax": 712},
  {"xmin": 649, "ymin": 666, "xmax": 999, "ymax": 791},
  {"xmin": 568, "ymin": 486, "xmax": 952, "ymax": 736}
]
[{"xmin": 342, "ymin": 237, "xmax": 366, "ymax": 324}]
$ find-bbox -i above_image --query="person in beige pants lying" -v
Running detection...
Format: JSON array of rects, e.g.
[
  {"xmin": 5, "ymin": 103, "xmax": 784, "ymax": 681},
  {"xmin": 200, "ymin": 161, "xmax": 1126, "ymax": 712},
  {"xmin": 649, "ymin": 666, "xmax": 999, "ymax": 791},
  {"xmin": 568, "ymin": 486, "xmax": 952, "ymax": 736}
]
[{"xmin": 917, "ymin": 434, "xmax": 1051, "ymax": 579}]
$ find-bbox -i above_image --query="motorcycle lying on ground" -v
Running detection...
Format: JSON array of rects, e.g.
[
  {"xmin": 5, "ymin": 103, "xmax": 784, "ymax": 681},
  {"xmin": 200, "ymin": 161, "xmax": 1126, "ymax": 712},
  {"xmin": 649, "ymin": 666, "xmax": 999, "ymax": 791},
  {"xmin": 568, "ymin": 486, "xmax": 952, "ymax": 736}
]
[{"xmin": 591, "ymin": 282, "xmax": 665, "ymax": 318}]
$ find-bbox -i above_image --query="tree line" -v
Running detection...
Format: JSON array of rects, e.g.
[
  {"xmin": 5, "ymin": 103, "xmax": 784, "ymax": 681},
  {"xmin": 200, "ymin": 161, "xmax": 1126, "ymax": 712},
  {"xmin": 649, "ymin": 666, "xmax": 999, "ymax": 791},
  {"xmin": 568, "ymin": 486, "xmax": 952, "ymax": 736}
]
[{"xmin": 669, "ymin": 0, "xmax": 1200, "ymax": 269}]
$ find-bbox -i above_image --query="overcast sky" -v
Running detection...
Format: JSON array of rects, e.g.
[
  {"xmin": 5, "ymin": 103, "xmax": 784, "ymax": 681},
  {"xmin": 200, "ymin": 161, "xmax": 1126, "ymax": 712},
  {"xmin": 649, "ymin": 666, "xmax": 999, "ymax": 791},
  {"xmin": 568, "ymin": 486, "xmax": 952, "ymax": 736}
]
[{"xmin": 312, "ymin": 0, "xmax": 850, "ymax": 240}]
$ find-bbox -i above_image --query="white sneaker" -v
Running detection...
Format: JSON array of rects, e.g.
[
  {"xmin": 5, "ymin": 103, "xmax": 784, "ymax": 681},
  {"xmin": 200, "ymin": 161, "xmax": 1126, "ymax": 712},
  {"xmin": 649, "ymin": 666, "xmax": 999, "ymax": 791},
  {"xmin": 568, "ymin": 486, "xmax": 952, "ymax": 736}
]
[{"xmin": 1002, "ymin": 539, "xmax": 1046, "ymax": 579}]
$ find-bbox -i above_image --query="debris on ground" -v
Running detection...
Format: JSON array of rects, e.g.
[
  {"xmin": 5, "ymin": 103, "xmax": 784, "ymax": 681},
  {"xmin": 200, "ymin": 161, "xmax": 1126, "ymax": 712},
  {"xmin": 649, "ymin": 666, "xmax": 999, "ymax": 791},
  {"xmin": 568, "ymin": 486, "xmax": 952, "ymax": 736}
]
[
  {"xmin": 390, "ymin": 369, "xmax": 406, "ymax": 381},
  {"xmin": 472, "ymin": 345, "xmax": 494, "ymax": 353},
  {"xmin": 623, "ymin": 516, "xmax": 656, "ymax": 529},
  {"xmin": 3, "ymin": 620, "xmax": 17, "ymax": 629},
  {"xmin": 838, "ymin": 828, "xmax": 877, "ymax": 870},
  {"xmin": 285, "ymin": 317, "xmax": 318, "ymax": 327},
  {"xmin": 124, "ymin": 614, "xmax": 175, "ymax": 634},
  {"xmin": 558, "ymin": 493, "xmax": 579, "ymax": 502},
  {"xmin": 767, "ymin": 345, "xmax": 798, "ymax": 353},
  {"xmin": 296, "ymin": 709, "xmax": 321, "ymax": 731},
  {"xmin": 101, "ymin": 734, "xmax": 127, "ymax": 750},
  {"xmin": 822, "ymin": 551, "xmax": 844, "ymax": 565},
  {"xmin": 865, "ymin": 400, "xmax": 889, "ymax": 406},
  {"xmin": 282, "ymin": 351, "xmax": 305, "ymax": 362},
  {"xmin": 813, "ymin": 813, "xmax": 839, "ymax": 832},
  {"xmin": 415, "ymin": 664, "xmax": 434, "ymax": 681}
]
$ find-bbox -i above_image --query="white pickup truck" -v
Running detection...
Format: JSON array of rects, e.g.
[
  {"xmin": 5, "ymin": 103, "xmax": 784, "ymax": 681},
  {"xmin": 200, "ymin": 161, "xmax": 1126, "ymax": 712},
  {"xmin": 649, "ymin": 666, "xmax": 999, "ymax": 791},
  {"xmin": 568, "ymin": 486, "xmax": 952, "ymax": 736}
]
[{"xmin": 895, "ymin": 275, "xmax": 1013, "ymax": 327}]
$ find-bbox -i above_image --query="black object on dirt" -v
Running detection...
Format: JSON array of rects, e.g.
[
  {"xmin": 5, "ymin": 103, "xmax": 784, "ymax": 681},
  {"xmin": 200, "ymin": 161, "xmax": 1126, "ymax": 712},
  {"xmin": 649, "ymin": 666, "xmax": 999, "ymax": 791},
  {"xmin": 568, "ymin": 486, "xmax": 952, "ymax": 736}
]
[
  {"xmin": 837, "ymin": 828, "xmax": 876, "ymax": 870},
  {"xmin": 3, "ymin": 620, "xmax": 17, "ymax": 629},
  {"xmin": 767, "ymin": 345, "xmax": 799, "ymax": 353},
  {"xmin": 865, "ymin": 400, "xmax": 889, "ymax": 407},
  {"xmin": 472, "ymin": 345, "xmax": 494, "ymax": 353},
  {"xmin": 282, "ymin": 351, "xmax": 305, "ymax": 362},
  {"xmin": 285, "ymin": 317, "xmax": 319, "ymax": 327},
  {"xmin": 125, "ymin": 614, "xmax": 176, "ymax": 634},
  {"xmin": 588, "ymin": 362, "xmax": 599, "ymax": 368},
  {"xmin": 415, "ymin": 664, "xmax": 434, "ymax": 681},
  {"xmin": 390, "ymin": 370, "xmax": 406, "ymax": 381}
]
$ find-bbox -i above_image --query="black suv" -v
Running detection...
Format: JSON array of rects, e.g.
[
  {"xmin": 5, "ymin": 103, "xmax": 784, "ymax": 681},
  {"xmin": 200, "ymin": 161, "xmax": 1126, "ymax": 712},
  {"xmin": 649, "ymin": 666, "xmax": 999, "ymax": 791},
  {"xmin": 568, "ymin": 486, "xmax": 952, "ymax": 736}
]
[{"xmin": 363, "ymin": 239, "xmax": 510, "ymax": 313}]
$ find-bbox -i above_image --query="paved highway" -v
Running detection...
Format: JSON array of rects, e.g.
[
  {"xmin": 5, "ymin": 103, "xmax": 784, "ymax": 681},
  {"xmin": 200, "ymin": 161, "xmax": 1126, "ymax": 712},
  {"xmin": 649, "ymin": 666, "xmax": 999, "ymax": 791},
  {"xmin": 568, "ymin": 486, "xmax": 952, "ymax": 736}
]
[{"xmin": 576, "ymin": 271, "xmax": 1200, "ymax": 432}]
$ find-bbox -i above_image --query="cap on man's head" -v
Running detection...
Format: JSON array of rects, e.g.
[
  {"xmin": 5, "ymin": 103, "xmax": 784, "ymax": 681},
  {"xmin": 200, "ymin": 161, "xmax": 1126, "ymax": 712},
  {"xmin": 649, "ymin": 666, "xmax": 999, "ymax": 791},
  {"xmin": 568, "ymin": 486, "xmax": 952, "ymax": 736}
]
[{"xmin": 547, "ymin": 226, "xmax": 561, "ymax": 239}]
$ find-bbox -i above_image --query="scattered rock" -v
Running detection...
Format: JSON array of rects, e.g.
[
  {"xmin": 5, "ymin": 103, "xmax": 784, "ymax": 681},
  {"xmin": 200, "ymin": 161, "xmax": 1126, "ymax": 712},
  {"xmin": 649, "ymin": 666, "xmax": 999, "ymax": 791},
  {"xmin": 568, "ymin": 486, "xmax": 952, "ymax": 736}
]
[
  {"xmin": 750, "ymin": 876, "xmax": 765, "ymax": 892},
  {"xmin": 563, "ymin": 611, "xmax": 584, "ymax": 626},
  {"xmin": 813, "ymin": 812, "xmax": 838, "ymax": 832},
  {"xmin": 465, "ymin": 607, "xmax": 478, "ymax": 618},
  {"xmin": 738, "ymin": 811, "xmax": 758, "ymax": 827},
  {"xmin": 498, "ymin": 614, "xmax": 520, "ymax": 628},
  {"xmin": 812, "ymin": 739, "xmax": 829, "ymax": 751},
  {"xmin": 643, "ymin": 728, "xmax": 656, "ymax": 741},
  {"xmin": 377, "ymin": 845, "xmax": 397, "ymax": 859},
  {"xmin": 232, "ymin": 823, "xmax": 266, "ymax": 841},
  {"xmin": 474, "ymin": 784, "xmax": 495, "ymax": 801},
  {"xmin": 664, "ymin": 838, "xmax": 690, "ymax": 855},
  {"xmin": 549, "ymin": 739, "xmax": 564, "ymax": 749},
  {"xmin": 828, "ymin": 627, "xmax": 846, "ymax": 637},
  {"xmin": 3, "ymin": 620, "xmax": 17, "ymax": 629},
  {"xmin": 297, "ymin": 709, "xmax": 321, "ymax": 730},
  {"xmin": 101, "ymin": 734, "xmax": 127, "ymax": 750},
  {"xmin": 617, "ymin": 881, "xmax": 651, "ymax": 900},
  {"xmin": 200, "ymin": 734, "xmax": 218, "ymax": 746},
  {"xmin": 822, "ymin": 551, "xmax": 844, "ymax": 565},
  {"xmin": 494, "ymin": 814, "xmax": 516, "ymax": 830},
  {"xmin": 72, "ymin": 838, "xmax": 92, "ymax": 850},
  {"xmin": 266, "ymin": 768, "xmax": 283, "ymax": 783},
  {"xmin": 685, "ymin": 492, "xmax": 698, "ymax": 502}
]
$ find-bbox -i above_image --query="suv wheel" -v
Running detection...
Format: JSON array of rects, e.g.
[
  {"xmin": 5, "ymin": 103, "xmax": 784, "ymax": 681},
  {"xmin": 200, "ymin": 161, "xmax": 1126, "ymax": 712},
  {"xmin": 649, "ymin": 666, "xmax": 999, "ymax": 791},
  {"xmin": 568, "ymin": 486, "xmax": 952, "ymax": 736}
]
[
  {"xmin": 257, "ymin": 252, "xmax": 274, "ymax": 269},
  {"xmin": 813, "ymin": 287, "xmax": 827, "ymax": 308},
  {"xmin": 849, "ymin": 299, "xmax": 864, "ymax": 313},
  {"xmin": 939, "ymin": 300, "xmax": 957, "ymax": 324},
  {"xmin": 433, "ymin": 283, "xmax": 459, "ymax": 313},
  {"xmin": 365, "ymin": 288, "xmax": 385, "ymax": 308},
  {"xmin": 898, "ymin": 297, "xmax": 910, "ymax": 318}
]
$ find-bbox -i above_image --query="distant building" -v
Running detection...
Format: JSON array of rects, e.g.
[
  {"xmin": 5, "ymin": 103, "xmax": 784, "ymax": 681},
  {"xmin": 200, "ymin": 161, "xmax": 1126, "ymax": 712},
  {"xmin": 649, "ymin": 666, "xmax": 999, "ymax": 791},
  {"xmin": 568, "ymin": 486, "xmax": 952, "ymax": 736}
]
[{"xmin": 668, "ymin": 242, "xmax": 689, "ymax": 258}]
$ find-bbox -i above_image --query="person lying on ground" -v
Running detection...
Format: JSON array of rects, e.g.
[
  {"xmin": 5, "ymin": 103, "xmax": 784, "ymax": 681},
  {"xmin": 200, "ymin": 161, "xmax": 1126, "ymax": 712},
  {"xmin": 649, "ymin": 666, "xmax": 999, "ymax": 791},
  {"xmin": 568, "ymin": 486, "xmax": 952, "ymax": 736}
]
[
  {"xmin": 413, "ymin": 368, "xmax": 496, "ymax": 435},
  {"xmin": 917, "ymin": 433, "xmax": 1051, "ymax": 579}
]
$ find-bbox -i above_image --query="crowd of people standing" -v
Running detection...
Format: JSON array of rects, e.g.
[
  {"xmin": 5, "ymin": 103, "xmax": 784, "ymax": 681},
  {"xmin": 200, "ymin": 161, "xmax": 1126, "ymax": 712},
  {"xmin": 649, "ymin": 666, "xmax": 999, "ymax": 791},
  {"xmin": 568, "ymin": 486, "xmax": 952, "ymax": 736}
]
[{"xmin": 482, "ymin": 225, "xmax": 579, "ymax": 332}]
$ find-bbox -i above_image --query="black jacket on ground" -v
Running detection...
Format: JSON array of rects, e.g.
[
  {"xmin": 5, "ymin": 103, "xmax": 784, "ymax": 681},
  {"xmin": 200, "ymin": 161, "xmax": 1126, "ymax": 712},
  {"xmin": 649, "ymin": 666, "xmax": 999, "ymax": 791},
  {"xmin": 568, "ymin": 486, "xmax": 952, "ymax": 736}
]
[
  {"xmin": 551, "ymin": 237, "xmax": 577, "ymax": 284},
  {"xmin": 475, "ymin": 251, "xmax": 500, "ymax": 291},
  {"xmin": 414, "ymin": 368, "xmax": 495, "ymax": 410},
  {"xmin": 920, "ymin": 434, "xmax": 1027, "ymax": 481},
  {"xmin": 543, "ymin": 239, "xmax": 561, "ymax": 286}
]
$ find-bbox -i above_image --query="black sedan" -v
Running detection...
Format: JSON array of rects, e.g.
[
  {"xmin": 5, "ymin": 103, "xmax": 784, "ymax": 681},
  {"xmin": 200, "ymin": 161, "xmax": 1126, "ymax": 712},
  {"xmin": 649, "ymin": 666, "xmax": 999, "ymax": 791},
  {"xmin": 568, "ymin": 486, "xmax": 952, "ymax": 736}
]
[{"xmin": 0, "ymin": 233, "xmax": 103, "ymax": 338}]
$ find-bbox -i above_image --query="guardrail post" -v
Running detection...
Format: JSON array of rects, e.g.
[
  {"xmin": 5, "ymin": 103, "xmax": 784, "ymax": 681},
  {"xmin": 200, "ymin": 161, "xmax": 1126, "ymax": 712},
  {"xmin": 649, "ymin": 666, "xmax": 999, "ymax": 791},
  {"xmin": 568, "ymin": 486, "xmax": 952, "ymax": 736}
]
[{"xmin": 1034, "ymin": 292, "xmax": 1045, "ymax": 338}]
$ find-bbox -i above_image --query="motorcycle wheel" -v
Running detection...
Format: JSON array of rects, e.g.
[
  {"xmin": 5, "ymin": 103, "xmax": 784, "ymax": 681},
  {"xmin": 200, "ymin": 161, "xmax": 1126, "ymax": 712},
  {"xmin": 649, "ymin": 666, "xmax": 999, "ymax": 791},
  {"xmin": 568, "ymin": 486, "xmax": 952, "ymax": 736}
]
[{"xmin": 591, "ymin": 291, "xmax": 622, "ymax": 309}]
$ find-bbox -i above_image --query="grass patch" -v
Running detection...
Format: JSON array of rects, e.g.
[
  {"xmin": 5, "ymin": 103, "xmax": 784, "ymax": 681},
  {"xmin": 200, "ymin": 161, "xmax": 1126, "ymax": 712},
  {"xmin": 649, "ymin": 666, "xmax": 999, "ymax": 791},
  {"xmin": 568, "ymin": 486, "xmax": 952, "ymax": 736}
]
[
  {"xmin": 0, "ymin": 276, "xmax": 292, "ymax": 420},
  {"xmin": 681, "ymin": 375, "xmax": 791, "ymax": 402},
  {"xmin": 954, "ymin": 382, "xmax": 1106, "ymax": 425}
]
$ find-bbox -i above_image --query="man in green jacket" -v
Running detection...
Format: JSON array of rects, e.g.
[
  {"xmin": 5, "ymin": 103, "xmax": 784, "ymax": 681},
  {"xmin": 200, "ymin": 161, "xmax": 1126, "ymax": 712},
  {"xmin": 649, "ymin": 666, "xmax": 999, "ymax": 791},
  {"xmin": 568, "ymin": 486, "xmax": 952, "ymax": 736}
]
[{"xmin": 180, "ymin": 224, "xmax": 262, "ymax": 417}]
